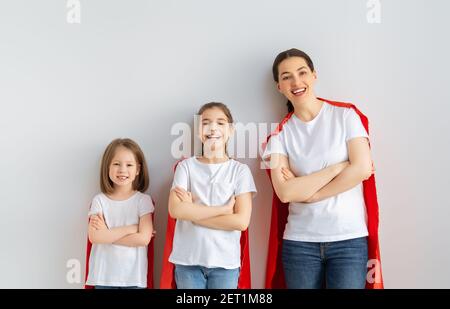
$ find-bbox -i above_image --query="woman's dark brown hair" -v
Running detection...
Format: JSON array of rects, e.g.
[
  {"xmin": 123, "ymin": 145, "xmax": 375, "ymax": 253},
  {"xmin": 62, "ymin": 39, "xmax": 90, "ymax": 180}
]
[
  {"xmin": 100, "ymin": 138, "xmax": 149, "ymax": 194},
  {"xmin": 272, "ymin": 48, "xmax": 315, "ymax": 113}
]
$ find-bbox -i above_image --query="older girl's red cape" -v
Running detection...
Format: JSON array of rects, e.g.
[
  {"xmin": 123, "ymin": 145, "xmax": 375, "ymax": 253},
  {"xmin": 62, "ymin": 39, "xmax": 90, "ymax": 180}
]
[
  {"xmin": 84, "ymin": 212, "xmax": 155, "ymax": 289},
  {"xmin": 263, "ymin": 98, "xmax": 383, "ymax": 289},
  {"xmin": 159, "ymin": 159, "xmax": 251, "ymax": 289}
]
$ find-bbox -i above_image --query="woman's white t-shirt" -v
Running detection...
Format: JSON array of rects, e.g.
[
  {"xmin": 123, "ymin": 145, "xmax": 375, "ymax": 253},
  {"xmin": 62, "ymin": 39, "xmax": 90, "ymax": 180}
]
[
  {"xmin": 263, "ymin": 102, "xmax": 369, "ymax": 242},
  {"xmin": 86, "ymin": 191, "xmax": 154, "ymax": 287},
  {"xmin": 169, "ymin": 157, "xmax": 257, "ymax": 269}
]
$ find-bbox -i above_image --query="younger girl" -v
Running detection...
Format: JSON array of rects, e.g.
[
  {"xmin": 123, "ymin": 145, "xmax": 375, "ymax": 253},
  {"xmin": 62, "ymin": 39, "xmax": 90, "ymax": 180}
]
[
  {"xmin": 86, "ymin": 138, "xmax": 154, "ymax": 289},
  {"xmin": 161, "ymin": 102, "xmax": 257, "ymax": 289}
]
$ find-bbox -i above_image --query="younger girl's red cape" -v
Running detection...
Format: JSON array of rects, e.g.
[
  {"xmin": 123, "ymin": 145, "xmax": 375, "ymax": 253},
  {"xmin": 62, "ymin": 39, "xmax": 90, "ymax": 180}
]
[
  {"xmin": 159, "ymin": 159, "xmax": 252, "ymax": 289},
  {"xmin": 84, "ymin": 211, "xmax": 155, "ymax": 289},
  {"xmin": 263, "ymin": 98, "xmax": 384, "ymax": 289}
]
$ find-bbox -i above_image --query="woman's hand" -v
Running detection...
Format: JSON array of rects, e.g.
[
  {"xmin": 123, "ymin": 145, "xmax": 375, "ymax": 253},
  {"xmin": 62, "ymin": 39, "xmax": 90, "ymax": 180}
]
[
  {"xmin": 281, "ymin": 167, "xmax": 296, "ymax": 181},
  {"xmin": 332, "ymin": 161, "xmax": 350, "ymax": 174},
  {"xmin": 89, "ymin": 213, "xmax": 108, "ymax": 230},
  {"xmin": 366, "ymin": 160, "xmax": 376, "ymax": 180},
  {"xmin": 174, "ymin": 187, "xmax": 194, "ymax": 203}
]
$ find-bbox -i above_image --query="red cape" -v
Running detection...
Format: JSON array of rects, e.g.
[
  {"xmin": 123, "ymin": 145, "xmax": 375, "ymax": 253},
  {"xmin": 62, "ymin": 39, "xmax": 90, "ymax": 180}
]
[
  {"xmin": 160, "ymin": 159, "xmax": 251, "ymax": 289},
  {"xmin": 263, "ymin": 98, "xmax": 384, "ymax": 289},
  {"xmin": 85, "ymin": 211, "xmax": 155, "ymax": 289}
]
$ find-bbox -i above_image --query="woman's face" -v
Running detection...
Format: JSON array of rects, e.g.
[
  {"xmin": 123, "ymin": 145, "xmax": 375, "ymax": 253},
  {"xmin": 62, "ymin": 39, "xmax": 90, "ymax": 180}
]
[
  {"xmin": 199, "ymin": 107, "xmax": 234, "ymax": 156},
  {"xmin": 277, "ymin": 56, "xmax": 317, "ymax": 105}
]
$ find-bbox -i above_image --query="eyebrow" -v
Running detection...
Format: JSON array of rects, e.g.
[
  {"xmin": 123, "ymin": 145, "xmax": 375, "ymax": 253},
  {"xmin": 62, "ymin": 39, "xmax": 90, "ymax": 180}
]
[
  {"xmin": 202, "ymin": 118, "xmax": 228, "ymax": 122},
  {"xmin": 280, "ymin": 66, "xmax": 307, "ymax": 76}
]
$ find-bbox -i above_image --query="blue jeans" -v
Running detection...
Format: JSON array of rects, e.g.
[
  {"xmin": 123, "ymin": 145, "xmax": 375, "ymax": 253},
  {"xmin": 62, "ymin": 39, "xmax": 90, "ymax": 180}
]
[
  {"xmin": 174, "ymin": 264, "xmax": 240, "ymax": 289},
  {"xmin": 282, "ymin": 237, "xmax": 368, "ymax": 289},
  {"xmin": 95, "ymin": 285, "xmax": 145, "ymax": 289}
]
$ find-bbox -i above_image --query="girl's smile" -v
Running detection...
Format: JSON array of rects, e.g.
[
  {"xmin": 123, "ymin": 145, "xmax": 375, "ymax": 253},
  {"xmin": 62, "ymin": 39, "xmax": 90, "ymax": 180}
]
[{"xmin": 109, "ymin": 146, "xmax": 140, "ymax": 189}]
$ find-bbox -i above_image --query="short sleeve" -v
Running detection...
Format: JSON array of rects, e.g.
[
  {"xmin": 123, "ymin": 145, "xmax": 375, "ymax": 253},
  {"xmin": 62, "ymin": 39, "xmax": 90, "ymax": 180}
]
[
  {"xmin": 262, "ymin": 133, "xmax": 288, "ymax": 160},
  {"xmin": 345, "ymin": 109, "xmax": 369, "ymax": 142},
  {"xmin": 235, "ymin": 165, "xmax": 257, "ymax": 198},
  {"xmin": 88, "ymin": 196, "xmax": 102, "ymax": 217},
  {"xmin": 171, "ymin": 160, "xmax": 189, "ymax": 191},
  {"xmin": 138, "ymin": 194, "xmax": 154, "ymax": 217}
]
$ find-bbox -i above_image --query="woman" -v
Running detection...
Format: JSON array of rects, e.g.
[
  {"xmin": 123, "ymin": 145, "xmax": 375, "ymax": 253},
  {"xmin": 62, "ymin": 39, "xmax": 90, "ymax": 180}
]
[{"xmin": 262, "ymin": 48, "xmax": 383, "ymax": 289}]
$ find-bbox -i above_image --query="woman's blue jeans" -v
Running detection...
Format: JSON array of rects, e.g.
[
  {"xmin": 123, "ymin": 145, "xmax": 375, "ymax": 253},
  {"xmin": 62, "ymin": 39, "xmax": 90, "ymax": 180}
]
[{"xmin": 282, "ymin": 237, "xmax": 368, "ymax": 289}]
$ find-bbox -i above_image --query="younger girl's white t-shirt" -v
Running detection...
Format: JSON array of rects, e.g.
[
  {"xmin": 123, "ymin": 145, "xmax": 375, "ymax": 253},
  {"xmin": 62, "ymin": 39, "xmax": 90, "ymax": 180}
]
[
  {"xmin": 86, "ymin": 191, "xmax": 154, "ymax": 287},
  {"xmin": 169, "ymin": 157, "xmax": 257, "ymax": 269},
  {"xmin": 263, "ymin": 103, "xmax": 369, "ymax": 242}
]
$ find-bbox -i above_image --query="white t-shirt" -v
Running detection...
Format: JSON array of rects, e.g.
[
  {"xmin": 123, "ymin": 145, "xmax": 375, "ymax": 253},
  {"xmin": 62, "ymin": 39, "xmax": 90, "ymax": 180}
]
[
  {"xmin": 169, "ymin": 157, "xmax": 257, "ymax": 269},
  {"xmin": 86, "ymin": 191, "xmax": 154, "ymax": 287},
  {"xmin": 263, "ymin": 102, "xmax": 369, "ymax": 242}
]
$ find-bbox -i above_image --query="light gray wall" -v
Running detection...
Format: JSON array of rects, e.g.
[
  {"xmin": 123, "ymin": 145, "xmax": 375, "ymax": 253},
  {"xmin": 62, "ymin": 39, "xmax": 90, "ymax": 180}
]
[{"xmin": 1, "ymin": 0, "xmax": 449, "ymax": 288}]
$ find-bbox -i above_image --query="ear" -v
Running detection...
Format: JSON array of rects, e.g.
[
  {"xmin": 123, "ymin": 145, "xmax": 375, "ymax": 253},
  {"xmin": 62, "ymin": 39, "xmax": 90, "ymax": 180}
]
[
  {"xmin": 197, "ymin": 118, "xmax": 204, "ymax": 141},
  {"xmin": 136, "ymin": 164, "xmax": 141, "ymax": 175},
  {"xmin": 197, "ymin": 128, "xmax": 204, "ymax": 142},
  {"xmin": 312, "ymin": 70, "xmax": 317, "ymax": 80},
  {"xmin": 229, "ymin": 123, "xmax": 235, "ymax": 136},
  {"xmin": 277, "ymin": 83, "xmax": 282, "ymax": 93}
]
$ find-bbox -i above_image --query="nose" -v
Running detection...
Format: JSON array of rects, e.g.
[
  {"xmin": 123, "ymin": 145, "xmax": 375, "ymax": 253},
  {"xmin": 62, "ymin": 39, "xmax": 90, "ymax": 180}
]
[
  {"xmin": 118, "ymin": 164, "xmax": 127, "ymax": 172},
  {"xmin": 291, "ymin": 75, "xmax": 301, "ymax": 87},
  {"xmin": 209, "ymin": 122, "xmax": 218, "ymax": 130}
]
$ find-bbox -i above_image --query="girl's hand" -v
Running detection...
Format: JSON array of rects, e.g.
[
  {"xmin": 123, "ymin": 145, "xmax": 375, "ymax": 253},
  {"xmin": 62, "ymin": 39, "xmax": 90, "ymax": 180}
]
[
  {"xmin": 90, "ymin": 213, "xmax": 108, "ymax": 230},
  {"xmin": 224, "ymin": 196, "xmax": 235, "ymax": 214},
  {"xmin": 174, "ymin": 187, "xmax": 193, "ymax": 203},
  {"xmin": 281, "ymin": 167, "xmax": 296, "ymax": 181}
]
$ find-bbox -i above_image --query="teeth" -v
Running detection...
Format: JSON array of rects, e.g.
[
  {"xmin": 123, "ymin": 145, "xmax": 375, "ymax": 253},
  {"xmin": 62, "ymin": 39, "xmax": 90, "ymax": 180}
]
[{"xmin": 293, "ymin": 88, "xmax": 306, "ymax": 94}]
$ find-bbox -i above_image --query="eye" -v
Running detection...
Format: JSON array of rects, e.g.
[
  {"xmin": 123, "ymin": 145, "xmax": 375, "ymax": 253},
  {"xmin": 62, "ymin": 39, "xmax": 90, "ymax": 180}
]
[
  {"xmin": 300, "ymin": 71, "xmax": 307, "ymax": 76},
  {"xmin": 127, "ymin": 164, "xmax": 134, "ymax": 167},
  {"xmin": 282, "ymin": 76, "xmax": 290, "ymax": 80},
  {"xmin": 113, "ymin": 163, "xmax": 120, "ymax": 166}
]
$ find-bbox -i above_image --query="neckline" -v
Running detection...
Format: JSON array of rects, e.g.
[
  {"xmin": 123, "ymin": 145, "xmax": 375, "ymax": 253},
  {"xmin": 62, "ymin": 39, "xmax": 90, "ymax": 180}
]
[
  {"xmin": 292, "ymin": 100, "xmax": 326, "ymax": 126},
  {"xmin": 194, "ymin": 156, "xmax": 231, "ymax": 166},
  {"xmin": 103, "ymin": 191, "xmax": 139, "ymax": 202}
]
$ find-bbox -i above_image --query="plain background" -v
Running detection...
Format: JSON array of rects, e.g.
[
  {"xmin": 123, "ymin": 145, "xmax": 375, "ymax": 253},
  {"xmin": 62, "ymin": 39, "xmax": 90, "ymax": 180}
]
[{"xmin": 1, "ymin": 0, "xmax": 449, "ymax": 288}]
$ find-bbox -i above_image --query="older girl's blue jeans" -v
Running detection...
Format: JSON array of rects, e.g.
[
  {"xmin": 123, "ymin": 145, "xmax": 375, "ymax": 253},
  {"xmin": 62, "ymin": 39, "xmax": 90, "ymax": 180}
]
[
  {"xmin": 282, "ymin": 237, "xmax": 368, "ymax": 289},
  {"xmin": 174, "ymin": 264, "xmax": 240, "ymax": 289}
]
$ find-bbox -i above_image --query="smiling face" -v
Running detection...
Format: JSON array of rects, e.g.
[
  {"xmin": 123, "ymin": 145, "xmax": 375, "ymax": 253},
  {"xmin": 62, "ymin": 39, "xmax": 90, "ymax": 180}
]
[
  {"xmin": 199, "ymin": 107, "xmax": 234, "ymax": 157},
  {"xmin": 277, "ymin": 56, "xmax": 317, "ymax": 105},
  {"xmin": 108, "ymin": 146, "xmax": 140, "ymax": 190}
]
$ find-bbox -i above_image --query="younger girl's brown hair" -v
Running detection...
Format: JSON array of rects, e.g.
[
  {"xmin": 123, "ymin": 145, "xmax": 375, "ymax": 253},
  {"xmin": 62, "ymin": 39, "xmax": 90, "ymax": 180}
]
[{"xmin": 100, "ymin": 138, "xmax": 149, "ymax": 194}]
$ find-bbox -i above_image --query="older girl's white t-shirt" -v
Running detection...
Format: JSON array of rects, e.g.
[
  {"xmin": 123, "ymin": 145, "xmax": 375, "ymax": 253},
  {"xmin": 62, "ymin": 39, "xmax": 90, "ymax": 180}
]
[
  {"xmin": 263, "ymin": 103, "xmax": 369, "ymax": 242},
  {"xmin": 169, "ymin": 157, "xmax": 257, "ymax": 269},
  {"xmin": 86, "ymin": 191, "xmax": 154, "ymax": 287}
]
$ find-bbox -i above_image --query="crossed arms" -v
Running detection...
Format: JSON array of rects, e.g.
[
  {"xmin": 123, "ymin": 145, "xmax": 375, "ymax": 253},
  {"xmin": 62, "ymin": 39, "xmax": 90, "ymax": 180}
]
[
  {"xmin": 168, "ymin": 187, "xmax": 252, "ymax": 232},
  {"xmin": 88, "ymin": 212, "xmax": 154, "ymax": 247},
  {"xmin": 269, "ymin": 137, "xmax": 374, "ymax": 204}
]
